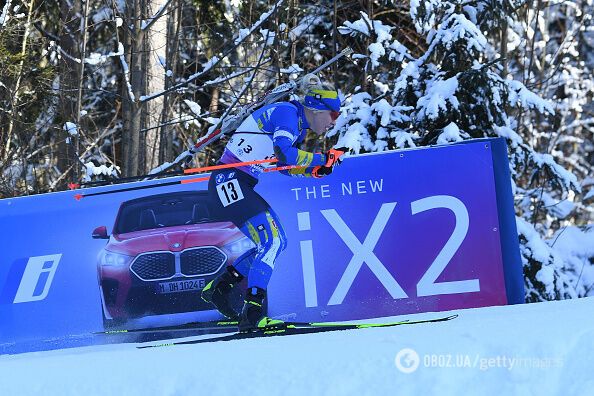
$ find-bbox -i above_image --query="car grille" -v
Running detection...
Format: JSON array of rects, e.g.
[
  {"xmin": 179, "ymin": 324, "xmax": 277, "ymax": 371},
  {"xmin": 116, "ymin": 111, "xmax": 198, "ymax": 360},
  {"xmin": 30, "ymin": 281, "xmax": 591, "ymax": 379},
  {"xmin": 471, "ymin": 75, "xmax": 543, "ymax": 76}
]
[
  {"xmin": 131, "ymin": 253, "xmax": 175, "ymax": 280},
  {"xmin": 180, "ymin": 247, "xmax": 226, "ymax": 275},
  {"xmin": 130, "ymin": 247, "xmax": 227, "ymax": 281}
]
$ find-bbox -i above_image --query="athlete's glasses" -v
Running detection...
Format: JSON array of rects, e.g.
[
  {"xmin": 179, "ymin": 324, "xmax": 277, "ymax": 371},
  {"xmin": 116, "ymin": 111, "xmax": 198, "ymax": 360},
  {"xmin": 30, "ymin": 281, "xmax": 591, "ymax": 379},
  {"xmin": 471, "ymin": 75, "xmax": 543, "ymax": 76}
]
[{"xmin": 314, "ymin": 98, "xmax": 340, "ymax": 121}]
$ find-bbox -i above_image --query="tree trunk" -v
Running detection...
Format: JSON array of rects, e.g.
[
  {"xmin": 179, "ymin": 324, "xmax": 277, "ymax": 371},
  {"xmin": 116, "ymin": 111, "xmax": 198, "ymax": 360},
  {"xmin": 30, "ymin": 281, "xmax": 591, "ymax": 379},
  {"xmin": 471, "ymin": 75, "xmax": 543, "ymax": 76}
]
[
  {"xmin": 144, "ymin": 0, "xmax": 167, "ymax": 172},
  {"xmin": 121, "ymin": 0, "xmax": 144, "ymax": 177},
  {"xmin": 57, "ymin": 0, "xmax": 81, "ymax": 182},
  {"xmin": 159, "ymin": 0, "xmax": 181, "ymax": 165}
]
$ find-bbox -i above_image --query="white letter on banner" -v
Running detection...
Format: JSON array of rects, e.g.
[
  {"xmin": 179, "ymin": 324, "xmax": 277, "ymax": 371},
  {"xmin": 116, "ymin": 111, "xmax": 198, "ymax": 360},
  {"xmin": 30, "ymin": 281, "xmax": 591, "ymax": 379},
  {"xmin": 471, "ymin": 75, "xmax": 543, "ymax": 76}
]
[
  {"xmin": 411, "ymin": 195, "xmax": 480, "ymax": 296},
  {"xmin": 13, "ymin": 254, "xmax": 62, "ymax": 303},
  {"xmin": 298, "ymin": 212, "xmax": 318, "ymax": 307},
  {"xmin": 322, "ymin": 202, "xmax": 407, "ymax": 305}
]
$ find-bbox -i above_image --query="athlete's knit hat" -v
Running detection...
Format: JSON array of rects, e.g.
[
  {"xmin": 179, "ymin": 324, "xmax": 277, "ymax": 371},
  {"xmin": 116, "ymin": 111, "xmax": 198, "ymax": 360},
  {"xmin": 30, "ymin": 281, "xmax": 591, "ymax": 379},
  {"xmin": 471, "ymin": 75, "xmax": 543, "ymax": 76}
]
[{"xmin": 303, "ymin": 88, "xmax": 341, "ymax": 112}]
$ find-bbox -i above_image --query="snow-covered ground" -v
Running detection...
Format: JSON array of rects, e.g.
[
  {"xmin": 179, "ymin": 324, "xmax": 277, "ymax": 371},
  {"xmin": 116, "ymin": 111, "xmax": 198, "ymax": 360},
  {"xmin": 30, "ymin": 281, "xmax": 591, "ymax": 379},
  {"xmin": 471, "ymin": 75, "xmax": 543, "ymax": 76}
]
[{"xmin": 1, "ymin": 297, "xmax": 593, "ymax": 396}]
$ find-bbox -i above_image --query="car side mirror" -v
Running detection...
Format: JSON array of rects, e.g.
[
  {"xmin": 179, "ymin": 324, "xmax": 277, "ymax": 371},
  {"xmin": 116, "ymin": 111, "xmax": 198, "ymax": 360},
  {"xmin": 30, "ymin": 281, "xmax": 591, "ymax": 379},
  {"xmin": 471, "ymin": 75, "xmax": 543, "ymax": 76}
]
[{"xmin": 92, "ymin": 226, "xmax": 109, "ymax": 239}]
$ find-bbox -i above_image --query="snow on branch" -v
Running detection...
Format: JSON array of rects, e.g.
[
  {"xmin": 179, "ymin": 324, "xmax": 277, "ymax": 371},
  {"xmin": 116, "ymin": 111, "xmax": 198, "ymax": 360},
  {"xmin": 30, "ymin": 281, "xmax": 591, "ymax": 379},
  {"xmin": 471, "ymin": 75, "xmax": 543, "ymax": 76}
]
[
  {"xmin": 417, "ymin": 75, "xmax": 460, "ymax": 120},
  {"xmin": 118, "ymin": 42, "xmax": 135, "ymax": 101},
  {"xmin": 141, "ymin": 0, "xmax": 174, "ymax": 31},
  {"xmin": 141, "ymin": 0, "xmax": 285, "ymax": 104},
  {"xmin": 338, "ymin": 12, "xmax": 411, "ymax": 69},
  {"xmin": 507, "ymin": 80, "xmax": 555, "ymax": 115},
  {"xmin": 85, "ymin": 45, "xmax": 125, "ymax": 65},
  {"xmin": 289, "ymin": 14, "xmax": 324, "ymax": 40},
  {"xmin": 0, "ymin": 0, "xmax": 12, "ymax": 27},
  {"xmin": 422, "ymin": 13, "xmax": 488, "ymax": 63},
  {"xmin": 63, "ymin": 122, "xmax": 79, "ymax": 137}
]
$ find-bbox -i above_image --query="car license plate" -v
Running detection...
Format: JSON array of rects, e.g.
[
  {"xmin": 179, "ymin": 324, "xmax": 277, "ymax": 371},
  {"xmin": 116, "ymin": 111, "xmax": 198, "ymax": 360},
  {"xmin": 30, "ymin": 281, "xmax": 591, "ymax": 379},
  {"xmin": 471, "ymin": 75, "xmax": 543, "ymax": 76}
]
[{"xmin": 157, "ymin": 279, "xmax": 206, "ymax": 294}]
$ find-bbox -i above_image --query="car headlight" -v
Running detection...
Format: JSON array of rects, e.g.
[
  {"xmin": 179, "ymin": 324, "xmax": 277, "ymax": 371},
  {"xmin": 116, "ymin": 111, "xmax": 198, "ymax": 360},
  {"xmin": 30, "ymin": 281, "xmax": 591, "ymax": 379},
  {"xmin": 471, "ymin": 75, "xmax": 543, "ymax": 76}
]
[
  {"xmin": 225, "ymin": 237, "xmax": 256, "ymax": 254},
  {"xmin": 100, "ymin": 251, "xmax": 134, "ymax": 267}
]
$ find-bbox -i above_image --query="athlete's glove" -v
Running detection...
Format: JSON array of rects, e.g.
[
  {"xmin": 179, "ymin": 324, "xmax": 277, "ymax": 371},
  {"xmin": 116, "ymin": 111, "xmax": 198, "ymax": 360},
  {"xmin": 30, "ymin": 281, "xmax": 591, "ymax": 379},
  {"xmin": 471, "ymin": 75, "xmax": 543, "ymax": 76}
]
[{"xmin": 312, "ymin": 148, "xmax": 347, "ymax": 178}]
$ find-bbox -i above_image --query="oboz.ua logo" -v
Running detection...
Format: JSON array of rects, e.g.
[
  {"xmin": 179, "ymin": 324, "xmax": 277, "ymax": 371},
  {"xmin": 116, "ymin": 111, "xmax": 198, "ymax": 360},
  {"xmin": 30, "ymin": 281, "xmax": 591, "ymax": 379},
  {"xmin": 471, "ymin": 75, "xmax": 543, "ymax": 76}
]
[{"xmin": 13, "ymin": 254, "xmax": 62, "ymax": 304}]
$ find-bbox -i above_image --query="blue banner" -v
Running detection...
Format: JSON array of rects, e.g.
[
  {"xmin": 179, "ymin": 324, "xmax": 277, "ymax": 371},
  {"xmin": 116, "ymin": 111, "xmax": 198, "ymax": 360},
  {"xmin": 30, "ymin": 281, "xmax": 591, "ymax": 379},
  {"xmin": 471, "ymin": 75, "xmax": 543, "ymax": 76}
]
[{"xmin": 0, "ymin": 138, "xmax": 523, "ymax": 353}]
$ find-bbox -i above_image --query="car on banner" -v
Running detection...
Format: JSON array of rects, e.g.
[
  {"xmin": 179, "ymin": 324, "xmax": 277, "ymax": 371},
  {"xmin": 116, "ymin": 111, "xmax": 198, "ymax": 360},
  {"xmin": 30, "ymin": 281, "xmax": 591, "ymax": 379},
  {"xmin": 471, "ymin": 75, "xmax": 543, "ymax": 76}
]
[{"xmin": 92, "ymin": 190, "xmax": 254, "ymax": 328}]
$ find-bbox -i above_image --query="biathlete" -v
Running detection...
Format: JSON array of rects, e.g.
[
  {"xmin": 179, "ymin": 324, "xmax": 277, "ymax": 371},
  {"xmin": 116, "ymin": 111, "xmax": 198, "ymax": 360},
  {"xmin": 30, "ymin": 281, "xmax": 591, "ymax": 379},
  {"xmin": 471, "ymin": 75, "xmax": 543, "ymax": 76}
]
[{"xmin": 201, "ymin": 77, "xmax": 344, "ymax": 332}]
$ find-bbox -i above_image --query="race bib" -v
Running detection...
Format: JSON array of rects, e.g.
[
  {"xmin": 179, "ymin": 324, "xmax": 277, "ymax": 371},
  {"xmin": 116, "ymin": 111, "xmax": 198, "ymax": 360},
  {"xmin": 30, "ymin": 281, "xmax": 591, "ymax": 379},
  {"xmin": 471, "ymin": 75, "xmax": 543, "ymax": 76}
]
[{"xmin": 216, "ymin": 178, "xmax": 244, "ymax": 207}]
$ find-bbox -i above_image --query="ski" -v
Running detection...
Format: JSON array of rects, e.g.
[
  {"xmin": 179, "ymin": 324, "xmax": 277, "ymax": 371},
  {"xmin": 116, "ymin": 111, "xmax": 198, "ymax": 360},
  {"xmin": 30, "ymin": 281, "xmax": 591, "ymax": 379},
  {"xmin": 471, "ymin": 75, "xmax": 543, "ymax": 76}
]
[
  {"xmin": 136, "ymin": 314, "xmax": 458, "ymax": 349},
  {"xmin": 96, "ymin": 320, "xmax": 239, "ymax": 335}
]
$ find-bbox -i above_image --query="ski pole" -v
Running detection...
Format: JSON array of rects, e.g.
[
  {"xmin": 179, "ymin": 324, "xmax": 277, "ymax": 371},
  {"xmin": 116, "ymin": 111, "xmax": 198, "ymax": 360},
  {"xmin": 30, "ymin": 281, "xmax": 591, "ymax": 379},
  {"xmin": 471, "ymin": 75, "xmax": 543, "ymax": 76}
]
[
  {"xmin": 73, "ymin": 176, "xmax": 211, "ymax": 200},
  {"xmin": 73, "ymin": 158, "xmax": 278, "ymax": 200},
  {"xmin": 183, "ymin": 157, "xmax": 277, "ymax": 174}
]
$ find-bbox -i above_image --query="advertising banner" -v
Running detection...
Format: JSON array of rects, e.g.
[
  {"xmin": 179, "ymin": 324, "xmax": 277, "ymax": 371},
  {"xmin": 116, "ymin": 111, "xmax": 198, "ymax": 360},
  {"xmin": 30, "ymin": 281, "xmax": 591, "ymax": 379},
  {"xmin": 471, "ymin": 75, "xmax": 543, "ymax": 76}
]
[{"xmin": 0, "ymin": 138, "xmax": 523, "ymax": 353}]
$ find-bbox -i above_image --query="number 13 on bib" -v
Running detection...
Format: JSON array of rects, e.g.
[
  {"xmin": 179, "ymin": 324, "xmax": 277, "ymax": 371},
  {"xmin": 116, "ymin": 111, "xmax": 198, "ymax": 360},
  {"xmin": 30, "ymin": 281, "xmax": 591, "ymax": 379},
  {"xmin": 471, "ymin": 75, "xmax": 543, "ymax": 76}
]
[{"xmin": 216, "ymin": 179, "xmax": 245, "ymax": 207}]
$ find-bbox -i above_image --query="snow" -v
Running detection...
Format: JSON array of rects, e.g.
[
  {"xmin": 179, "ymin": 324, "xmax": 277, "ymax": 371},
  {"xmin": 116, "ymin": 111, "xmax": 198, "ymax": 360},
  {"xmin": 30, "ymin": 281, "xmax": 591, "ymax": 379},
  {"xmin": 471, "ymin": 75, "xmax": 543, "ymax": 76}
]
[
  {"xmin": 141, "ymin": 0, "xmax": 170, "ymax": 31},
  {"xmin": 280, "ymin": 64, "xmax": 304, "ymax": 74},
  {"xmin": 1, "ymin": 298, "xmax": 593, "ymax": 395},
  {"xmin": 83, "ymin": 162, "xmax": 118, "ymax": 181},
  {"xmin": 63, "ymin": 122, "xmax": 79, "ymax": 136},
  {"xmin": 118, "ymin": 42, "xmax": 135, "ymax": 102},
  {"xmin": 368, "ymin": 42, "xmax": 386, "ymax": 67},
  {"xmin": 259, "ymin": 28, "xmax": 275, "ymax": 46},
  {"xmin": 417, "ymin": 76, "xmax": 460, "ymax": 120},
  {"xmin": 233, "ymin": 0, "xmax": 283, "ymax": 45},
  {"xmin": 516, "ymin": 217, "xmax": 555, "ymax": 264},
  {"xmin": 552, "ymin": 226, "xmax": 594, "ymax": 259},
  {"xmin": 437, "ymin": 122, "xmax": 464, "ymax": 144},
  {"xmin": 338, "ymin": 12, "xmax": 392, "ymax": 40},
  {"xmin": 338, "ymin": 12, "xmax": 393, "ymax": 68},
  {"xmin": 148, "ymin": 161, "xmax": 173, "ymax": 175},
  {"xmin": 530, "ymin": 151, "xmax": 581, "ymax": 193},
  {"xmin": 290, "ymin": 15, "xmax": 323, "ymax": 40},
  {"xmin": 507, "ymin": 80, "xmax": 555, "ymax": 115},
  {"xmin": 183, "ymin": 99, "xmax": 202, "ymax": 117},
  {"xmin": 0, "ymin": 0, "xmax": 12, "ymax": 27},
  {"xmin": 91, "ymin": 7, "xmax": 113, "ymax": 24},
  {"xmin": 372, "ymin": 98, "xmax": 394, "ymax": 127},
  {"xmin": 234, "ymin": 28, "xmax": 251, "ymax": 45},
  {"xmin": 494, "ymin": 124, "xmax": 523, "ymax": 147}
]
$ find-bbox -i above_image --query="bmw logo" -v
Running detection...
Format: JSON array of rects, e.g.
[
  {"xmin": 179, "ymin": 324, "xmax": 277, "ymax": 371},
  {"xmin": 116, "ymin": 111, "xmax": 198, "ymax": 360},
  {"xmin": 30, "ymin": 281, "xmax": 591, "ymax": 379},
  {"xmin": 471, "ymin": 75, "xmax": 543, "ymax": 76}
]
[
  {"xmin": 172, "ymin": 243, "xmax": 181, "ymax": 248},
  {"xmin": 215, "ymin": 174, "xmax": 225, "ymax": 184}
]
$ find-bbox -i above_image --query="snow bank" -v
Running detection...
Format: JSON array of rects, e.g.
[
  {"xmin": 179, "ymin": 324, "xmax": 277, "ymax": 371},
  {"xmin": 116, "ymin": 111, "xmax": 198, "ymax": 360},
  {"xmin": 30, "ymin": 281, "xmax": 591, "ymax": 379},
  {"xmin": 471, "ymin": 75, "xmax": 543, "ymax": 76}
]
[{"xmin": 1, "ymin": 298, "xmax": 593, "ymax": 396}]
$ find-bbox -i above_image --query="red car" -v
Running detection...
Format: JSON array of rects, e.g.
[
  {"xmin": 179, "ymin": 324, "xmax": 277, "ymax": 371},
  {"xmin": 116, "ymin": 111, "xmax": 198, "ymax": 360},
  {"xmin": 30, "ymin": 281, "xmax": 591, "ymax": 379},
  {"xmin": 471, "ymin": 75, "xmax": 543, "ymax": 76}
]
[{"xmin": 92, "ymin": 191, "xmax": 253, "ymax": 328}]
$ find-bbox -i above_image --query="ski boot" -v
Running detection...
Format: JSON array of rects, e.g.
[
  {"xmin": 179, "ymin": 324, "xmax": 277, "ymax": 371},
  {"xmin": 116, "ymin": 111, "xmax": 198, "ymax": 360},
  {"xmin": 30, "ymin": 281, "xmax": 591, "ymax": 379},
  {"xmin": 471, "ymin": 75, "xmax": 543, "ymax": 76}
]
[
  {"xmin": 201, "ymin": 266, "xmax": 244, "ymax": 320},
  {"xmin": 238, "ymin": 287, "xmax": 285, "ymax": 333}
]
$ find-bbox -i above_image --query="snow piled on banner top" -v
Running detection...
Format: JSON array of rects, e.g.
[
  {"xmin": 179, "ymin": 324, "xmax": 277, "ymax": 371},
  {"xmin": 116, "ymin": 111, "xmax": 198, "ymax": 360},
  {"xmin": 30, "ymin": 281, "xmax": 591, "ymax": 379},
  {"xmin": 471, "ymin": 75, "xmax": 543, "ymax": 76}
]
[
  {"xmin": 84, "ymin": 163, "xmax": 118, "ymax": 182},
  {"xmin": 437, "ymin": 122, "xmax": 467, "ymax": 144}
]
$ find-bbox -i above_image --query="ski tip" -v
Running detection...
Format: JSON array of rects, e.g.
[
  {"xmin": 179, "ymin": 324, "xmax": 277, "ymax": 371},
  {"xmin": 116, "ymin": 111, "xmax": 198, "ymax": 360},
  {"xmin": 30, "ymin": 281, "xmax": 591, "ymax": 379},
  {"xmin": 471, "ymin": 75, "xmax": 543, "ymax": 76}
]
[
  {"xmin": 103, "ymin": 329, "xmax": 128, "ymax": 334},
  {"xmin": 74, "ymin": 194, "xmax": 84, "ymax": 201}
]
